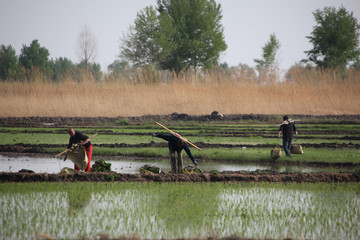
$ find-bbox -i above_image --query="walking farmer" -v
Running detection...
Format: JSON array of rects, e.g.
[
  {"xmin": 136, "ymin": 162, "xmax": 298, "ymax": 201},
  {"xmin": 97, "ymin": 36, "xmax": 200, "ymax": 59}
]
[
  {"xmin": 153, "ymin": 133, "xmax": 198, "ymax": 173},
  {"xmin": 64, "ymin": 128, "xmax": 93, "ymax": 172},
  {"xmin": 278, "ymin": 115, "xmax": 298, "ymax": 157}
]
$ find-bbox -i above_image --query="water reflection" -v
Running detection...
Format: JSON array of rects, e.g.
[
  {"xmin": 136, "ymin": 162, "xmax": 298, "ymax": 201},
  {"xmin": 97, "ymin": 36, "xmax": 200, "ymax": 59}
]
[
  {"xmin": 217, "ymin": 186, "xmax": 360, "ymax": 239},
  {"xmin": 0, "ymin": 154, "xmax": 350, "ymax": 174},
  {"xmin": 1, "ymin": 183, "xmax": 359, "ymax": 239},
  {"xmin": 67, "ymin": 189, "xmax": 91, "ymax": 215}
]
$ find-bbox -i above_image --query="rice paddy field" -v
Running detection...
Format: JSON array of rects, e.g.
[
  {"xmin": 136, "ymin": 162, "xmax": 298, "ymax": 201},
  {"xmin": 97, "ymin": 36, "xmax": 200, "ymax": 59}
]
[
  {"xmin": 0, "ymin": 115, "xmax": 360, "ymax": 239},
  {"xmin": 1, "ymin": 182, "xmax": 359, "ymax": 240}
]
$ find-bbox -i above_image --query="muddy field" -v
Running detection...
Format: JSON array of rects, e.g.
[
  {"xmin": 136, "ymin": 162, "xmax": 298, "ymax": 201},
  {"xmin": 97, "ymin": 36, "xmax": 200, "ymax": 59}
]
[
  {"xmin": 1, "ymin": 114, "xmax": 360, "ymax": 184},
  {"xmin": 1, "ymin": 115, "xmax": 359, "ymax": 240}
]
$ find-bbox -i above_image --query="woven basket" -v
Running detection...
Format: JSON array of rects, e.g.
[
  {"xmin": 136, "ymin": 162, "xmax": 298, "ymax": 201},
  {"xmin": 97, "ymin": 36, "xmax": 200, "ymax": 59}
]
[
  {"xmin": 291, "ymin": 144, "xmax": 303, "ymax": 154},
  {"xmin": 271, "ymin": 147, "xmax": 282, "ymax": 158}
]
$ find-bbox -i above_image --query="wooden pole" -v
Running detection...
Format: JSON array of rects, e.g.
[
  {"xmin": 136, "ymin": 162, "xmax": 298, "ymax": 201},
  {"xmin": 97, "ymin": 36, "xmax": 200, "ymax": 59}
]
[
  {"xmin": 54, "ymin": 133, "xmax": 99, "ymax": 158},
  {"xmin": 279, "ymin": 119, "xmax": 301, "ymax": 126},
  {"xmin": 155, "ymin": 122, "xmax": 202, "ymax": 151},
  {"xmin": 54, "ymin": 148, "xmax": 71, "ymax": 158}
]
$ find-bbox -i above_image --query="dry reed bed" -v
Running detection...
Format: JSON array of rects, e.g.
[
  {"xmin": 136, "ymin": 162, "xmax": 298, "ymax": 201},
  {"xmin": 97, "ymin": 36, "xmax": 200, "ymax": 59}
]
[{"xmin": 0, "ymin": 77, "xmax": 359, "ymax": 117}]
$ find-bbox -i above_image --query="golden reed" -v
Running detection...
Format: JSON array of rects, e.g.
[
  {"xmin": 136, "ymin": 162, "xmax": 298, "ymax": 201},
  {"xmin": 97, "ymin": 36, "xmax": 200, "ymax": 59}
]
[{"xmin": 0, "ymin": 69, "xmax": 359, "ymax": 117}]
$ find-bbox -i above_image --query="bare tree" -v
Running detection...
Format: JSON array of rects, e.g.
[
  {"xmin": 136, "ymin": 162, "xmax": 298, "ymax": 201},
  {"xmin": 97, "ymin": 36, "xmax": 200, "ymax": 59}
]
[{"xmin": 76, "ymin": 24, "xmax": 98, "ymax": 66}]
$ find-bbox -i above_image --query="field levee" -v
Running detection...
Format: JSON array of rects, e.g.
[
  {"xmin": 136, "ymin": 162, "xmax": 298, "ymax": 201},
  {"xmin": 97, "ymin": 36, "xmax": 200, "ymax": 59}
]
[
  {"xmin": 1, "ymin": 171, "xmax": 359, "ymax": 183},
  {"xmin": 1, "ymin": 114, "xmax": 360, "ymax": 127}
]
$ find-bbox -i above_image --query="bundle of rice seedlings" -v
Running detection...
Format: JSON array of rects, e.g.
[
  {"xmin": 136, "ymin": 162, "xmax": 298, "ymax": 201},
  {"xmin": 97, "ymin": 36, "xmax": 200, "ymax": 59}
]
[
  {"xmin": 271, "ymin": 147, "xmax": 282, "ymax": 158},
  {"xmin": 139, "ymin": 164, "xmax": 164, "ymax": 174},
  {"xmin": 91, "ymin": 159, "xmax": 112, "ymax": 172},
  {"xmin": 183, "ymin": 165, "xmax": 203, "ymax": 173},
  {"xmin": 291, "ymin": 144, "xmax": 304, "ymax": 154}
]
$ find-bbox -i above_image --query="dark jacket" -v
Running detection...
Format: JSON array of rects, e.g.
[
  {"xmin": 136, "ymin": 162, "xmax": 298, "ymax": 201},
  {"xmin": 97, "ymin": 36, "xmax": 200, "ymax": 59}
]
[
  {"xmin": 155, "ymin": 133, "xmax": 195, "ymax": 162},
  {"xmin": 279, "ymin": 121, "xmax": 297, "ymax": 139},
  {"xmin": 67, "ymin": 131, "xmax": 91, "ymax": 148}
]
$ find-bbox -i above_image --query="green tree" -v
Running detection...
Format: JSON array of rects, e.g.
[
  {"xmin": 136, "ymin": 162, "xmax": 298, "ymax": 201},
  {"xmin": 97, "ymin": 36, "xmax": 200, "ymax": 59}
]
[
  {"xmin": 157, "ymin": 0, "xmax": 227, "ymax": 73},
  {"xmin": 351, "ymin": 58, "xmax": 360, "ymax": 70},
  {"xmin": 254, "ymin": 33, "xmax": 281, "ymax": 70},
  {"xmin": 304, "ymin": 6, "xmax": 360, "ymax": 69},
  {"xmin": 218, "ymin": 62, "xmax": 229, "ymax": 71},
  {"xmin": 0, "ymin": 44, "xmax": 19, "ymax": 80},
  {"xmin": 120, "ymin": 6, "xmax": 161, "ymax": 67},
  {"xmin": 120, "ymin": 0, "xmax": 227, "ymax": 74},
  {"xmin": 77, "ymin": 61, "xmax": 102, "ymax": 81},
  {"xmin": 19, "ymin": 39, "xmax": 50, "ymax": 74},
  {"xmin": 107, "ymin": 60, "xmax": 130, "ymax": 74},
  {"xmin": 49, "ymin": 57, "xmax": 75, "ymax": 82},
  {"xmin": 254, "ymin": 33, "xmax": 281, "ymax": 83}
]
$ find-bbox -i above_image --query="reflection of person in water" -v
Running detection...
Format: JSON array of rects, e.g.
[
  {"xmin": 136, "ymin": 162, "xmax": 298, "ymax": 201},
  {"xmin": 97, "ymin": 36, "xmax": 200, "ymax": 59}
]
[
  {"xmin": 152, "ymin": 133, "xmax": 198, "ymax": 173},
  {"xmin": 67, "ymin": 189, "xmax": 91, "ymax": 215},
  {"xmin": 64, "ymin": 128, "xmax": 92, "ymax": 172}
]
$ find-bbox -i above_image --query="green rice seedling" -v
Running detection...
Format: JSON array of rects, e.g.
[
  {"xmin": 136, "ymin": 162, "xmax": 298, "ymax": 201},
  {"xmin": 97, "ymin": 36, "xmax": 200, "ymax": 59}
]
[{"xmin": 0, "ymin": 182, "xmax": 359, "ymax": 239}]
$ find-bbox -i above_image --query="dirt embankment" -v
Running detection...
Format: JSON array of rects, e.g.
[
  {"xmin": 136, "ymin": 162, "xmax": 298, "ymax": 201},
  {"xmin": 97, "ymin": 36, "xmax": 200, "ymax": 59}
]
[
  {"xmin": 1, "ymin": 171, "xmax": 359, "ymax": 183},
  {"xmin": 1, "ymin": 114, "xmax": 360, "ymax": 127}
]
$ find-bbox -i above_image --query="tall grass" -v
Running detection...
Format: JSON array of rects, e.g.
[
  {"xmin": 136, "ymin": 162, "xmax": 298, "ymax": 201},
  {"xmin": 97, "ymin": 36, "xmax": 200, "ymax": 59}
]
[{"xmin": 0, "ymin": 68, "xmax": 359, "ymax": 117}]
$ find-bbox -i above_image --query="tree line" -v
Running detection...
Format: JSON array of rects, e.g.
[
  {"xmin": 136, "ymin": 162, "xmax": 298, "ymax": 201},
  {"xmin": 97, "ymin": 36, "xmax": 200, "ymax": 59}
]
[
  {"xmin": 0, "ymin": 39, "xmax": 102, "ymax": 82},
  {"xmin": 0, "ymin": 1, "xmax": 359, "ymax": 83}
]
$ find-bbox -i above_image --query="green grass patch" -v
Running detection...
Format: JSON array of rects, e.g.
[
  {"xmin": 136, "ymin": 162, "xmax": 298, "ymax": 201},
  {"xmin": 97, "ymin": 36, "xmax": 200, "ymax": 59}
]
[
  {"xmin": 2, "ymin": 131, "xmax": 359, "ymax": 146},
  {"xmin": 46, "ymin": 146, "xmax": 360, "ymax": 164}
]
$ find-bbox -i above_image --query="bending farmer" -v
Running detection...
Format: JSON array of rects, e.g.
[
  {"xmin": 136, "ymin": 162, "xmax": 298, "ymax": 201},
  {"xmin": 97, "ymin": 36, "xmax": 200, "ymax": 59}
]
[
  {"xmin": 64, "ymin": 128, "xmax": 93, "ymax": 172},
  {"xmin": 153, "ymin": 133, "xmax": 198, "ymax": 173},
  {"xmin": 278, "ymin": 115, "xmax": 298, "ymax": 157}
]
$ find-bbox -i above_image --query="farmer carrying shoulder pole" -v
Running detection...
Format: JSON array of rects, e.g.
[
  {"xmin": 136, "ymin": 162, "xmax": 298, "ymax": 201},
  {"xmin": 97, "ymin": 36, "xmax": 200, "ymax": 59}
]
[
  {"xmin": 152, "ymin": 132, "xmax": 198, "ymax": 173},
  {"xmin": 64, "ymin": 128, "xmax": 93, "ymax": 172},
  {"xmin": 278, "ymin": 115, "xmax": 298, "ymax": 157}
]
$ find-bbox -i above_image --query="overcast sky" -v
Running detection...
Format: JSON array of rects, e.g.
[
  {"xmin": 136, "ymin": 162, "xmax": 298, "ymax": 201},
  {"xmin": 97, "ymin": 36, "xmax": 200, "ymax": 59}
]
[{"xmin": 1, "ymin": 0, "xmax": 359, "ymax": 72}]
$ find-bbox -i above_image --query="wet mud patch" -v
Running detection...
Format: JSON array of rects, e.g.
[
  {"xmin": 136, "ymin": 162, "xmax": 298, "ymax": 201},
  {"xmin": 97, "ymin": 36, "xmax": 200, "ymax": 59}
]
[{"xmin": 1, "ymin": 171, "xmax": 359, "ymax": 183}]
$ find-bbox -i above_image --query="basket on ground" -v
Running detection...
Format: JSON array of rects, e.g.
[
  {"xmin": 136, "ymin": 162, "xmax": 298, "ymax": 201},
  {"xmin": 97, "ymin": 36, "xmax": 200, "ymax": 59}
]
[
  {"xmin": 271, "ymin": 147, "xmax": 282, "ymax": 158},
  {"xmin": 291, "ymin": 144, "xmax": 303, "ymax": 154}
]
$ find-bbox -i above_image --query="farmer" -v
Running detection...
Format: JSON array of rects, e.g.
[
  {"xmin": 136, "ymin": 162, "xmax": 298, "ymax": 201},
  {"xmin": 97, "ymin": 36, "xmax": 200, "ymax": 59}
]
[
  {"xmin": 278, "ymin": 115, "xmax": 298, "ymax": 157},
  {"xmin": 64, "ymin": 128, "xmax": 92, "ymax": 172},
  {"xmin": 152, "ymin": 133, "xmax": 198, "ymax": 173}
]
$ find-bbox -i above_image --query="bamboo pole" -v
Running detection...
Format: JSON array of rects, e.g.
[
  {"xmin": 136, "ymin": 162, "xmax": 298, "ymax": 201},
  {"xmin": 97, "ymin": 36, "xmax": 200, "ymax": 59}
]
[
  {"xmin": 155, "ymin": 122, "xmax": 202, "ymax": 151},
  {"xmin": 279, "ymin": 119, "xmax": 301, "ymax": 126},
  {"xmin": 54, "ymin": 133, "xmax": 99, "ymax": 158}
]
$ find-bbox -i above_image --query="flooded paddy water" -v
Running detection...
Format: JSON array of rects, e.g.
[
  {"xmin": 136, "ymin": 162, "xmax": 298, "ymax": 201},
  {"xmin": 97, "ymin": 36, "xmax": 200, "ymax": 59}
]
[{"xmin": 0, "ymin": 154, "xmax": 354, "ymax": 174}]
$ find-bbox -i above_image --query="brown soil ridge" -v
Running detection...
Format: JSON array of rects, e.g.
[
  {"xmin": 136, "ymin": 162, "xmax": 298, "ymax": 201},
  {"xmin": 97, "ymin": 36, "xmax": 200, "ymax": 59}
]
[
  {"xmin": 1, "ymin": 171, "xmax": 359, "ymax": 183},
  {"xmin": 1, "ymin": 114, "xmax": 360, "ymax": 127}
]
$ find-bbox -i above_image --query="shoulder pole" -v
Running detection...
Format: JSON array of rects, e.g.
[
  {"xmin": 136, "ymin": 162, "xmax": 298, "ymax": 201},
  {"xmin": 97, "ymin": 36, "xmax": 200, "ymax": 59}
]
[
  {"xmin": 54, "ymin": 133, "xmax": 99, "ymax": 158},
  {"xmin": 155, "ymin": 122, "xmax": 201, "ymax": 151}
]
